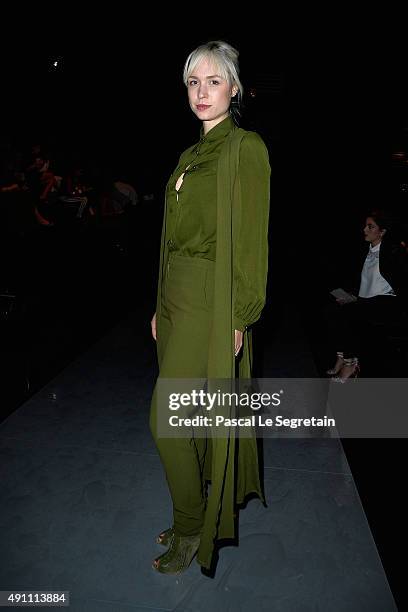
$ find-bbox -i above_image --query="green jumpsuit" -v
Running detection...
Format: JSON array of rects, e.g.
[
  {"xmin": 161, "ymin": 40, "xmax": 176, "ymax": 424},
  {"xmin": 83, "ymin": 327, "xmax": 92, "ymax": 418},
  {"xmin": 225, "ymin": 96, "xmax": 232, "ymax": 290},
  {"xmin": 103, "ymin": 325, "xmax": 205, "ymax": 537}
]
[{"xmin": 149, "ymin": 115, "xmax": 271, "ymax": 569}]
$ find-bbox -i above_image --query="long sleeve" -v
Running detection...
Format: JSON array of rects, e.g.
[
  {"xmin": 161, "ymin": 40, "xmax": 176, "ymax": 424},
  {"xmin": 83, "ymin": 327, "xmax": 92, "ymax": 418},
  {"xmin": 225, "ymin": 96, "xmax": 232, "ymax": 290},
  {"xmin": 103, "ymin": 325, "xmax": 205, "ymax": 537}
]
[{"xmin": 233, "ymin": 132, "xmax": 271, "ymax": 331}]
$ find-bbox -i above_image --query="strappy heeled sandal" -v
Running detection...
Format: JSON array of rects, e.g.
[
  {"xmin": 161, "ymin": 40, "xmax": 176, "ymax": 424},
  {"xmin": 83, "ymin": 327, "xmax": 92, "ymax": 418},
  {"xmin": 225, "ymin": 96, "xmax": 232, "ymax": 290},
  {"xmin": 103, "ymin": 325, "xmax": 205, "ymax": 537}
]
[
  {"xmin": 156, "ymin": 526, "xmax": 175, "ymax": 547},
  {"xmin": 331, "ymin": 357, "xmax": 360, "ymax": 383},
  {"xmin": 152, "ymin": 532, "xmax": 201, "ymax": 574},
  {"xmin": 327, "ymin": 352, "xmax": 344, "ymax": 375}
]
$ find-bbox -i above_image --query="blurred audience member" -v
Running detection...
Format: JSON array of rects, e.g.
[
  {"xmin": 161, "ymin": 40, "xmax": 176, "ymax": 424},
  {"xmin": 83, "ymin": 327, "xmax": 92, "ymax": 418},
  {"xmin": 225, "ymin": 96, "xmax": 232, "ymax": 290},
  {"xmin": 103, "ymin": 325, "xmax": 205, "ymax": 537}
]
[{"xmin": 326, "ymin": 210, "xmax": 408, "ymax": 381}]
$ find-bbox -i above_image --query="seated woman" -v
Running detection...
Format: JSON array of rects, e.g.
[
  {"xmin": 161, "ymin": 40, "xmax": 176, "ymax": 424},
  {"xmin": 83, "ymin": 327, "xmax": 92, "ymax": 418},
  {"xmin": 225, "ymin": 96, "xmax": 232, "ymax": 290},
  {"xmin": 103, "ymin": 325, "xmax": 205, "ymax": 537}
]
[{"xmin": 327, "ymin": 209, "xmax": 408, "ymax": 381}]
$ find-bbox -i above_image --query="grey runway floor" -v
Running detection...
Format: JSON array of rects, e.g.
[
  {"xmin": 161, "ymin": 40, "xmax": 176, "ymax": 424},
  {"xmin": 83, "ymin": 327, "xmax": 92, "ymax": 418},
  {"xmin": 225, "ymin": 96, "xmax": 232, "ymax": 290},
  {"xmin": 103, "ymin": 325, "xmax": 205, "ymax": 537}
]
[{"xmin": 0, "ymin": 306, "xmax": 397, "ymax": 611}]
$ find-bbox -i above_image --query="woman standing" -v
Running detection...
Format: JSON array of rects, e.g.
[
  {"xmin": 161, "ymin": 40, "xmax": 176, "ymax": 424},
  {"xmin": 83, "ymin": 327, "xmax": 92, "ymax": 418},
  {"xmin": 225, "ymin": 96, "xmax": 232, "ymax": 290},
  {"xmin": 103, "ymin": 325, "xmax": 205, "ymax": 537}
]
[{"xmin": 149, "ymin": 40, "xmax": 271, "ymax": 574}]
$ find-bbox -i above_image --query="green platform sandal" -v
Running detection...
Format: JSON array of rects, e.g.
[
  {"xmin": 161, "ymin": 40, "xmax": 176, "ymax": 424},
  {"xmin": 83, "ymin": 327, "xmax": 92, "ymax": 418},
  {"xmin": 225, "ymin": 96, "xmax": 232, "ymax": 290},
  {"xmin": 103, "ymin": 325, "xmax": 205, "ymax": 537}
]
[
  {"xmin": 156, "ymin": 526, "xmax": 175, "ymax": 547},
  {"xmin": 152, "ymin": 532, "xmax": 201, "ymax": 574}
]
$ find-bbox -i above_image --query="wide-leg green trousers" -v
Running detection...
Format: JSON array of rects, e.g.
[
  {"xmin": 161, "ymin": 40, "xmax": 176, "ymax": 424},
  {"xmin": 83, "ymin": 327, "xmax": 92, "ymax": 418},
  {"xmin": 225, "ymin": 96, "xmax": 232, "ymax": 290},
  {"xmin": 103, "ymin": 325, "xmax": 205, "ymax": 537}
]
[{"xmin": 149, "ymin": 253, "xmax": 215, "ymax": 537}]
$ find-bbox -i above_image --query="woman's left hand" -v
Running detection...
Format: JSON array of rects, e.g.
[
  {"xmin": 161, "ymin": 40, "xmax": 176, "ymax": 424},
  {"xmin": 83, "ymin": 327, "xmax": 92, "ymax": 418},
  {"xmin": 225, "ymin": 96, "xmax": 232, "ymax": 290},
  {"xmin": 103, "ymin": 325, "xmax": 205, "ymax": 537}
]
[{"xmin": 235, "ymin": 329, "xmax": 244, "ymax": 357}]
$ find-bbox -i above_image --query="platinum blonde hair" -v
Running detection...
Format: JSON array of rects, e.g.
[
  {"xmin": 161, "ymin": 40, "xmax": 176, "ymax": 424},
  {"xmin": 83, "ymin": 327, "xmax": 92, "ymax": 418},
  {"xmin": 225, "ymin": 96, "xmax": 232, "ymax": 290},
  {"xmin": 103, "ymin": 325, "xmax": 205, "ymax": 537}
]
[{"xmin": 183, "ymin": 40, "xmax": 243, "ymax": 122}]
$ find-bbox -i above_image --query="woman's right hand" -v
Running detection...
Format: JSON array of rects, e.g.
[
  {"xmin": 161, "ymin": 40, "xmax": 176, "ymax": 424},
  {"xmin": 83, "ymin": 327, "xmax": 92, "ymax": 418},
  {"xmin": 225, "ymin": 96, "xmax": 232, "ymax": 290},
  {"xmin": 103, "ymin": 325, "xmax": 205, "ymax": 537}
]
[
  {"xmin": 151, "ymin": 312, "xmax": 157, "ymax": 341},
  {"xmin": 336, "ymin": 293, "xmax": 356, "ymax": 305}
]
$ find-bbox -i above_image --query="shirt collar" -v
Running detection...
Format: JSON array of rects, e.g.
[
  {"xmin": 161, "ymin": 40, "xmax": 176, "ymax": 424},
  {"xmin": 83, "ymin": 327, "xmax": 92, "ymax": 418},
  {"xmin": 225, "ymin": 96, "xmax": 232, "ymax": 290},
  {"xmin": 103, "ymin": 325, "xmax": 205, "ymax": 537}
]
[
  {"xmin": 370, "ymin": 241, "xmax": 381, "ymax": 253},
  {"xmin": 199, "ymin": 114, "xmax": 235, "ymax": 143}
]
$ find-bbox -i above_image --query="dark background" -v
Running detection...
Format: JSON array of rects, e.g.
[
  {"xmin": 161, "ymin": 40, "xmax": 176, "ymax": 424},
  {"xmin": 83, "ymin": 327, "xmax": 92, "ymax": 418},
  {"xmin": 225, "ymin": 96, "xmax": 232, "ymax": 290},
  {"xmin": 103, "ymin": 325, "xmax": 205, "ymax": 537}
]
[{"xmin": 2, "ymin": 23, "xmax": 408, "ymax": 607}]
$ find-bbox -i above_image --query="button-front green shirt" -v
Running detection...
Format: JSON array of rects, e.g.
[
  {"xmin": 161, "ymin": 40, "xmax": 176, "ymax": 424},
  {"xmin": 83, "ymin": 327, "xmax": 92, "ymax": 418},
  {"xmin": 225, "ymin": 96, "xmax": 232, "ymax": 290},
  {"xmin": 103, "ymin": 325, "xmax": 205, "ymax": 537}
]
[{"xmin": 164, "ymin": 114, "xmax": 270, "ymax": 331}]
